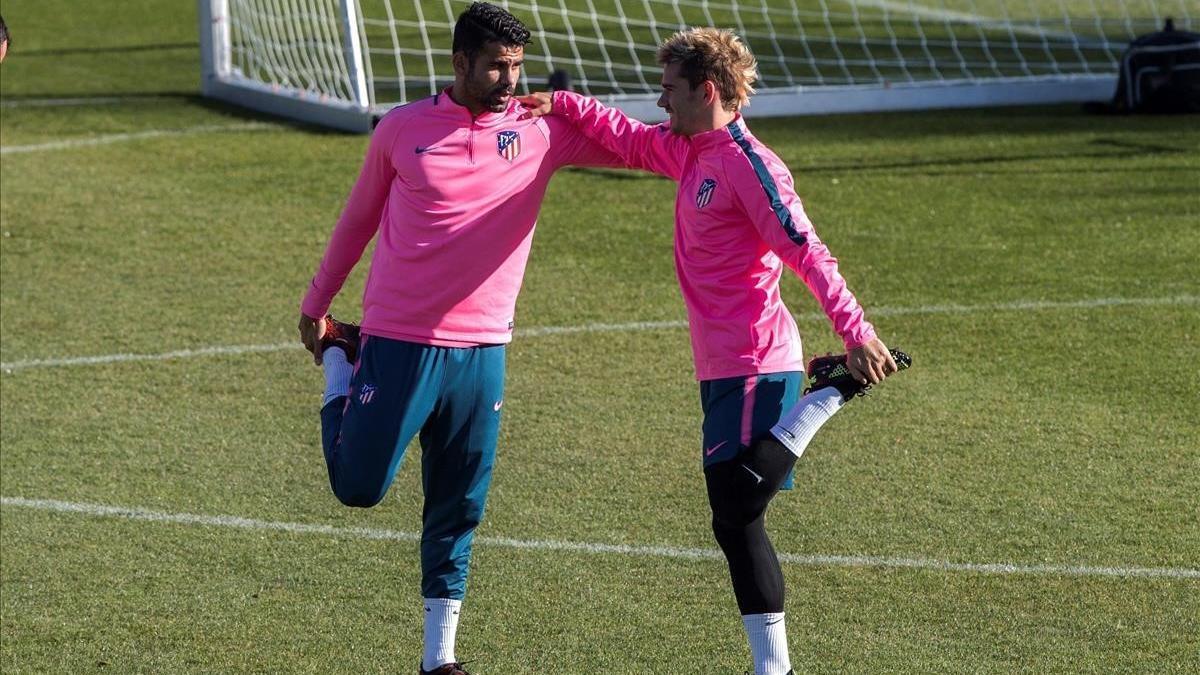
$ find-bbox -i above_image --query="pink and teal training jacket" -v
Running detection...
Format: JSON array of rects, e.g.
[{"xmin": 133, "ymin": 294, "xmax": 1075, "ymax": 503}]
[
  {"xmin": 552, "ymin": 91, "xmax": 876, "ymax": 381},
  {"xmin": 301, "ymin": 90, "xmax": 622, "ymax": 346}
]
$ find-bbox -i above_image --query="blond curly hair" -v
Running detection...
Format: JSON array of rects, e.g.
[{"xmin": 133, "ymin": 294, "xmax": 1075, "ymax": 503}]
[{"xmin": 657, "ymin": 28, "xmax": 759, "ymax": 111}]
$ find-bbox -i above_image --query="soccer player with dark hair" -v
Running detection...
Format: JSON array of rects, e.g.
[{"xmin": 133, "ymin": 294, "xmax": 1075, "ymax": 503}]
[
  {"xmin": 519, "ymin": 28, "xmax": 908, "ymax": 674},
  {"xmin": 296, "ymin": 3, "xmax": 625, "ymax": 673}
]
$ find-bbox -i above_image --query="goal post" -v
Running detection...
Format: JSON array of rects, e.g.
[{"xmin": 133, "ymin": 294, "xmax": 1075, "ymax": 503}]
[
  {"xmin": 198, "ymin": 0, "xmax": 1195, "ymax": 132},
  {"xmin": 199, "ymin": 0, "xmax": 375, "ymax": 131}
]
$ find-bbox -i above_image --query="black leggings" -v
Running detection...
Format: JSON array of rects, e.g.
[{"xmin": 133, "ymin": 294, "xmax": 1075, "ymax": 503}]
[{"xmin": 704, "ymin": 436, "xmax": 797, "ymax": 615}]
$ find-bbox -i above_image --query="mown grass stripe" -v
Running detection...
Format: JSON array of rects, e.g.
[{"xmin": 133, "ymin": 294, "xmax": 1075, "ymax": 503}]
[{"xmin": 844, "ymin": 0, "xmax": 1078, "ymax": 41}]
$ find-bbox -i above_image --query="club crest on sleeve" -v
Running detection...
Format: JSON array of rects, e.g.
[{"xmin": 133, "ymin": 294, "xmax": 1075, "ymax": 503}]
[
  {"xmin": 696, "ymin": 178, "xmax": 717, "ymax": 208},
  {"xmin": 497, "ymin": 131, "xmax": 521, "ymax": 162},
  {"xmin": 358, "ymin": 383, "xmax": 377, "ymax": 405}
]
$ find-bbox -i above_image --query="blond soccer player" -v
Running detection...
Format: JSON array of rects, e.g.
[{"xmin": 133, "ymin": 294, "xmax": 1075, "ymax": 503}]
[{"xmin": 519, "ymin": 28, "xmax": 908, "ymax": 673}]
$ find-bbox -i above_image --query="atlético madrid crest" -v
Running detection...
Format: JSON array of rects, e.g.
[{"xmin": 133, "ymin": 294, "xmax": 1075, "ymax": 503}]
[
  {"xmin": 497, "ymin": 131, "xmax": 521, "ymax": 162},
  {"xmin": 695, "ymin": 178, "xmax": 717, "ymax": 208}
]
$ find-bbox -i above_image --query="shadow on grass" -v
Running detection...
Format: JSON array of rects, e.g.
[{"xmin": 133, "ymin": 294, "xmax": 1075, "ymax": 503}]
[
  {"xmin": 187, "ymin": 97, "xmax": 358, "ymax": 136},
  {"xmin": 1, "ymin": 91, "xmax": 359, "ymax": 136}
]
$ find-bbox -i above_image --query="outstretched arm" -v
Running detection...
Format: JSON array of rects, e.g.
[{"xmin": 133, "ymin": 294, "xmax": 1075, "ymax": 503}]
[
  {"xmin": 518, "ymin": 91, "xmax": 687, "ymax": 180},
  {"xmin": 730, "ymin": 156, "xmax": 897, "ymax": 385}
]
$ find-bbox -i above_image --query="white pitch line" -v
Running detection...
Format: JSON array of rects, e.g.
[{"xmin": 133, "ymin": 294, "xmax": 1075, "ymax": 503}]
[
  {"xmin": 0, "ymin": 96, "xmax": 137, "ymax": 108},
  {"xmin": 0, "ymin": 123, "xmax": 276, "ymax": 155},
  {"xmin": 1, "ymin": 294, "xmax": 1196, "ymax": 373},
  {"xmin": 3, "ymin": 496, "xmax": 1197, "ymax": 580},
  {"xmin": 0, "ymin": 342, "xmax": 301, "ymax": 371}
]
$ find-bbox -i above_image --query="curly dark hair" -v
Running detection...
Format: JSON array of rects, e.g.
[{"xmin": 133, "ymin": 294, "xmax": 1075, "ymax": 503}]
[{"xmin": 452, "ymin": 2, "xmax": 530, "ymax": 62}]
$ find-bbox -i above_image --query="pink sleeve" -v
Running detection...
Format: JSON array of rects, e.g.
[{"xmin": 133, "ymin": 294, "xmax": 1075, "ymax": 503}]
[
  {"xmin": 300, "ymin": 112, "xmax": 401, "ymax": 319},
  {"xmin": 541, "ymin": 116, "xmax": 630, "ymax": 170},
  {"xmin": 730, "ymin": 158, "xmax": 877, "ymax": 350},
  {"xmin": 551, "ymin": 91, "xmax": 687, "ymax": 180}
]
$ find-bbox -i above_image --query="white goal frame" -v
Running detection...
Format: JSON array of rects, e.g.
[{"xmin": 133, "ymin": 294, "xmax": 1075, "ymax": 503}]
[
  {"xmin": 198, "ymin": 0, "xmax": 1167, "ymax": 132},
  {"xmin": 200, "ymin": 0, "xmax": 374, "ymax": 131}
]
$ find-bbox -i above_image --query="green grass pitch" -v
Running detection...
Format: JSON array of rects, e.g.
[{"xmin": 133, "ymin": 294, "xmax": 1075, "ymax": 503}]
[{"xmin": 1, "ymin": 1, "xmax": 1198, "ymax": 673}]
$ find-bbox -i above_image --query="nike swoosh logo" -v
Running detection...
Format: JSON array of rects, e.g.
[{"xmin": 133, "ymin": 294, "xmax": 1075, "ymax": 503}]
[
  {"xmin": 741, "ymin": 464, "xmax": 764, "ymax": 484},
  {"xmin": 414, "ymin": 146, "xmax": 434, "ymax": 154},
  {"xmin": 493, "ymin": 400, "xmax": 503, "ymax": 411},
  {"xmin": 704, "ymin": 440, "xmax": 728, "ymax": 457}
]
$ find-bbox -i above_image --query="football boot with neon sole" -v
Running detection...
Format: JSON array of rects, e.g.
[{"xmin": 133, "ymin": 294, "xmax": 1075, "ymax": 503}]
[{"xmin": 804, "ymin": 348, "xmax": 911, "ymax": 399}]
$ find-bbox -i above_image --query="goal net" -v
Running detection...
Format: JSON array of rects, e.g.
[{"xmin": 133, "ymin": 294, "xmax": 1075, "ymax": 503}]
[{"xmin": 199, "ymin": 0, "xmax": 1196, "ymax": 131}]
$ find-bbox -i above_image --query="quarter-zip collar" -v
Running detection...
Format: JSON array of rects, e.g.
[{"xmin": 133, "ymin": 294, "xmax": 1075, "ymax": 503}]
[{"xmin": 689, "ymin": 114, "xmax": 747, "ymax": 152}]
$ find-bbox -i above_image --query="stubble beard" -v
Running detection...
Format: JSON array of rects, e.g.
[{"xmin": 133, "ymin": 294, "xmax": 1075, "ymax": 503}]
[{"xmin": 468, "ymin": 78, "xmax": 513, "ymax": 113}]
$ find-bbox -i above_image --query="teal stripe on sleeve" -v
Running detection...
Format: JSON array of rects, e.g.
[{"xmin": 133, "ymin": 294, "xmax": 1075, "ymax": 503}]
[{"xmin": 727, "ymin": 123, "xmax": 807, "ymax": 247}]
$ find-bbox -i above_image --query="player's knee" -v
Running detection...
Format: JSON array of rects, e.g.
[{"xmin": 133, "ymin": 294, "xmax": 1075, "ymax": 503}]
[
  {"xmin": 333, "ymin": 489, "xmax": 384, "ymax": 508},
  {"xmin": 330, "ymin": 477, "xmax": 386, "ymax": 508},
  {"xmin": 705, "ymin": 461, "xmax": 768, "ymax": 529},
  {"xmin": 461, "ymin": 507, "xmax": 484, "ymax": 530},
  {"xmin": 710, "ymin": 514, "xmax": 740, "ymax": 548},
  {"xmin": 427, "ymin": 499, "xmax": 486, "ymax": 534},
  {"xmin": 711, "ymin": 507, "xmax": 762, "ymax": 540},
  {"xmin": 710, "ymin": 492, "xmax": 753, "ymax": 529}
]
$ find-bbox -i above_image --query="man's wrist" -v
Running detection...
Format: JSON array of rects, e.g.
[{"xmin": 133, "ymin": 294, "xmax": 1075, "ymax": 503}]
[{"xmin": 842, "ymin": 328, "xmax": 877, "ymax": 352}]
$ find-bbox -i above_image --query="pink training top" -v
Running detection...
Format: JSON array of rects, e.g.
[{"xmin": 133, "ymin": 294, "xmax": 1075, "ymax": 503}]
[
  {"xmin": 553, "ymin": 91, "xmax": 876, "ymax": 381},
  {"xmin": 302, "ymin": 90, "xmax": 622, "ymax": 346}
]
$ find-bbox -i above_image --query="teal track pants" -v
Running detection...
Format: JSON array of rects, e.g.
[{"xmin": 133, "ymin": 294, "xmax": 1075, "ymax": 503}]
[{"xmin": 321, "ymin": 334, "xmax": 506, "ymax": 599}]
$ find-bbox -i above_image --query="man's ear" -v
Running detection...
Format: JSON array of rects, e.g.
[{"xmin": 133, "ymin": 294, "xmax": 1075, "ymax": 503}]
[
  {"xmin": 452, "ymin": 52, "xmax": 468, "ymax": 78},
  {"xmin": 703, "ymin": 80, "xmax": 719, "ymax": 106}
]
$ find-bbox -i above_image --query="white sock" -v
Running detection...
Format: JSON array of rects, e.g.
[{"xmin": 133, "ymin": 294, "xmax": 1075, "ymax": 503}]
[
  {"xmin": 422, "ymin": 598, "xmax": 462, "ymax": 671},
  {"xmin": 321, "ymin": 347, "xmax": 353, "ymax": 407},
  {"xmin": 743, "ymin": 612, "xmax": 791, "ymax": 675},
  {"xmin": 770, "ymin": 387, "xmax": 846, "ymax": 457}
]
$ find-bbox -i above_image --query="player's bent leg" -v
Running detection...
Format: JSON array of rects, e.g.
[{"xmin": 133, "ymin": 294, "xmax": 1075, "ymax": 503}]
[
  {"xmin": 704, "ymin": 437, "xmax": 797, "ymax": 614},
  {"xmin": 321, "ymin": 336, "xmax": 441, "ymax": 508}
]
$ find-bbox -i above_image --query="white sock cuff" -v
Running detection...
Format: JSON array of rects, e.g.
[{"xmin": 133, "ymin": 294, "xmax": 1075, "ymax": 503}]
[
  {"xmin": 771, "ymin": 387, "xmax": 845, "ymax": 457},
  {"xmin": 422, "ymin": 598, "xmax": 463, "ymax": 671},
  {"xmin": 321, "ymin": 348, "xmax": 353, "ymax": 407},
  {"xmin": 742, "ymin": 611, "xmax": 786, "ymax": 627},
  {"xmin": 743, "ymin": 612, "xmax": 791, "ymax": 675},
  {"xmin": 423, "ymin": 598, "xmax": 462, "ymax": 613}
]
